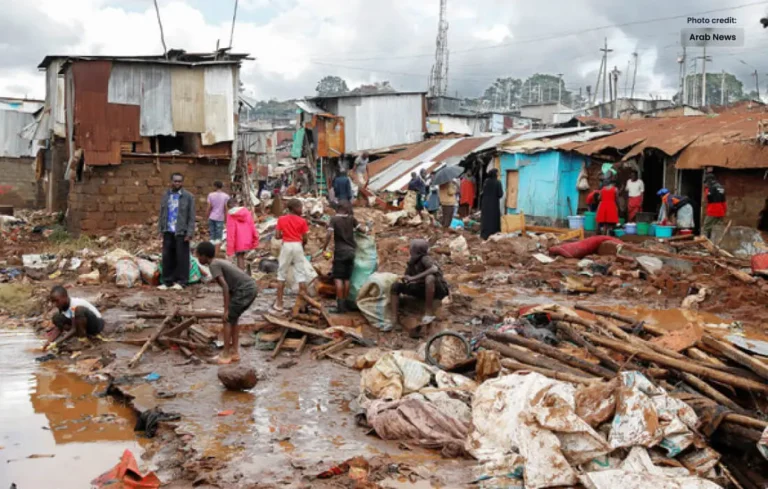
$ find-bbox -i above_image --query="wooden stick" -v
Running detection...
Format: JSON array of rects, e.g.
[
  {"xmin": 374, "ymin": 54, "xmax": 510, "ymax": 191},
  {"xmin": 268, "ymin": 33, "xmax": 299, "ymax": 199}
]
[
  {"xmin": 725, "ymin": 413, "xmax": 768, "ymax": 431},
  {"xmin": 479, "ymin": 339, "xmax": 596, "ymax": 378},
  {"xmin": 700, "ymin": 335, "xmax": 768, "ymax": 381},
  {"xmin": 163, "ymin": 318, "xmax": 197, "ymax": 338},
  {"xmin": 715, "ymin": 261, "xmax": 757, "ymax": 284},
  {"xmin": 272, "ymin": 330, "xmax": 289, "ymax": 358},
  {"xmin": 264, "ymin": 314, "xmax": 334, "ymax": 340},
  {"xmin": 315, "ymin": 338, "xmax": 352, "ymax": 360},
  {"xmin": 137, "ymin": 311, "xmax": 221, "ymax": 319},
  {"xmin": 553, "ymin": 321, "xmax": 622, "ymax": 372},
  {"xmin": 678, "ymin": 372, "xmax": 749, "ymax": 415},
  {"xmin": 294, "ymin": 313, "xmax": 321, "ymax": 322},
  {"xmin": 500, "ymin": 359, "xmax": 600, "ymax": 385},
  {"xmin": 713, "ymin": 220, "xmax": 733, "ymax": 250},
  {"xmin": 299, "ymin": 293, "xmax": 336, "ymax": 327},
  {"xmin": 487, "ymin": 331, "xmax": 615, "ymax": 379},
  {"xmin": 129, "ymin": 310, "xmax": 178, "ymax": 368},
  {"xmin": 581, "ymin": 331, "xmax": 768, "ymax": 393}
]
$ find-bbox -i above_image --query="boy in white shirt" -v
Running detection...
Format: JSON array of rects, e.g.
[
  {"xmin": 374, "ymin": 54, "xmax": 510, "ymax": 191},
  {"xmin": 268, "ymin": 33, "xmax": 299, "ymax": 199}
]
[{"xmin": 46, "ymin": 285, "xmax": 104, "ymax": 350}]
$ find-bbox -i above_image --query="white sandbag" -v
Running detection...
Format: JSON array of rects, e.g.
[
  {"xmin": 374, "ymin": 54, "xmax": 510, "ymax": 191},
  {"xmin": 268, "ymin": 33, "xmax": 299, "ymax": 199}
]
[
  {"xmin": 360, "ymin": 351, "xmax": 435, "ymax": 401},
  {"xmin": 449, "ymin": 235, "xmax": 468, "ymax": 258},
  {"xmin": 356, "ymin": 272, "xmax": 400, "ymax": 331},
  {"xmin": 115, "ymin": 258, "xmax": 140, "ymax": 288},
  {"xmin": 136, "ymin": 258, "xmax": 159, "ymax": 286},
  {"xmin": 105, "ymin": 248, "xmax": 133, "ymax": 269}
]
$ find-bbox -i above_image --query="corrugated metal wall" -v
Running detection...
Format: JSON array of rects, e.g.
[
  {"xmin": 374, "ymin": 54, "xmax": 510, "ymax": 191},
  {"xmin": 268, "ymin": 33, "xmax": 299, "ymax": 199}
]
[
  {"xmin": 170, "ymin": 68, "xmax": 205, "ymax": 133},
  {"xmin": 0, "ymin": 110, "xmax": 37, "ymax": 157},
  {"xmin": 107, "ymin": 64, "xmax": 174, "ymax": 136},
  {"xmin": 336, "ymin": 94, "xmax": 424, "ymax": 152},
  {"xmin": 202, "ymin": 66, "xmax": 235, "ymax": 145}
]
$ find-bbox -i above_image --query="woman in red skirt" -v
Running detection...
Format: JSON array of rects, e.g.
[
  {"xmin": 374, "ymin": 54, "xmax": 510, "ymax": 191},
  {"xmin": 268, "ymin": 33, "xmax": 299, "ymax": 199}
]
[{"xmin": 597, "ymin": 180, "xmax": 619, "ymax": 235}]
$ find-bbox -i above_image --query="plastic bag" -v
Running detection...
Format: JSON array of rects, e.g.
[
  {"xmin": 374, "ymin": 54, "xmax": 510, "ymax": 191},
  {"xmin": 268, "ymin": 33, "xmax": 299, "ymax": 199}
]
[
  {"xmin": 577, "ymin": 165, "xmax": 590, "ymax": 191},
  {"xmin": 450, "ymin": 218, "xmax": 464, "ymax": 230},
  {"xmin": 349, "ymin": 233, "xmax": 378, "ymax": 300},
  {"xmin": 449, "ymin": 235, "xmax": 468, "ymax": 257},
  {"xmin": 136, "ymin": 258, "xmax": 159, "ymax": 286},
  {"xmin": 105, "ymin": 248, "xmax": 133, "ymax": 269},
  {"xmin": 356, "ymin": 272, "xmax": 400, "ymax": 331},
  {"xmin": 116, "ymin": 258, "xmax": 140, "ymax": 288}
]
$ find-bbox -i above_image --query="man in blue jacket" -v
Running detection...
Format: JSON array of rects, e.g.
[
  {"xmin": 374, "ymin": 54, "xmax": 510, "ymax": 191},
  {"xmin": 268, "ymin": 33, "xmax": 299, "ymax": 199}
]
[{"xmin": 158, "ymin": 173, "xmax": 196, "ymax": 290}]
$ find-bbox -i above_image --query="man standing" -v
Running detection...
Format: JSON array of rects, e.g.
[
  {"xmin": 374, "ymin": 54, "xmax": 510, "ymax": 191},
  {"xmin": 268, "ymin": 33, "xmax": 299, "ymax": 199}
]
[
  {"xmin": 353, "ymin": 152, "xmax": 370, "ymax": 188},
  {"xmin": 332, "ymin": 170, "xmax": 353, "ymax": 205},
  {"xmin": 206, "ymin": 181, "xmax": 229, "ymax": 244},
  {"xmin": 158, "ymin": 173, "xmax": 196, "ymax": 290},
  {"xmin": 438, "ymin": 180, "xmax": 457, "ymax": 228},
  {"xmin": 625, "ymin": 170, "xmax": 645, "ymax": 222},
  {"xmin": 703, "ymin": 173, "xmax": 727, "ymax": 239}
]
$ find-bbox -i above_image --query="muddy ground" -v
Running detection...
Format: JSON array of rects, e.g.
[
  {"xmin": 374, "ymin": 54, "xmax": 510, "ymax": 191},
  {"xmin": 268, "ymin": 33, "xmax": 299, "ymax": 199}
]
[{"xmin": 2, "ymin": 209, "xmax": 768, "ymax": 488}]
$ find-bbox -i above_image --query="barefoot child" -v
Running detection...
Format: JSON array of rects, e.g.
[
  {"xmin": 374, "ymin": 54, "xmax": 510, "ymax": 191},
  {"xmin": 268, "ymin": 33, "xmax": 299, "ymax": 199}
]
[
  {"xmin": 320, "ymin": 199, "xmax": 363, "ymax": 312},
  {"xmin": 196, "ymin": 242, "xmax": 258, "ymax": 364},
  {"xmin": 274, "ymin": 199, "xmax": 310, "ymax": 312},
  {"xmin": 46, "ymin": 285, "xmax": 104, "ymax": 350}
]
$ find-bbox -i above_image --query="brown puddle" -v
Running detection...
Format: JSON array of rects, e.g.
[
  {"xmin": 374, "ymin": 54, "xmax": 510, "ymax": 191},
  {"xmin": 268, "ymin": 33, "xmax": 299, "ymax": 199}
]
[{"xmin": 0, "ymin": 329, "xmax": 146, "ymax": 489}]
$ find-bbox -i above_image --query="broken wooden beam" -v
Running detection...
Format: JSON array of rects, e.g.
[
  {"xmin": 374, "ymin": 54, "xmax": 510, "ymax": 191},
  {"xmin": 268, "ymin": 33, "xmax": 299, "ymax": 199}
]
[
  {"xmin": 678, "ymin": 372, "xmax": 749, "ymax": 415},
  {"xmin": 553, "ymin": 320, "xmax": 621, "ymax": 372},
  {"xmin": 581, "ymin": 331, "xmax": 768, "ymax": 394},
  {"xmin": 299, "ymin": 293, "xmax": 336, "ymax": 327},
  {"xmin": 314, "ymin": 338, "xmax": 353, "ymax": 360},
  {"xmin": 264, "ymin": 314, "xmax": 334, "ymax": 340},
  {"xmin": 163, "ymin": 318, "xmax": 197, "ymax": 338},
  {"xmin": 128, "ymin": 309, "xmax": 178, "ymax": 368},
  {"xmin": 487, "ymin": 331, "xmax": 615, "ymax": 379}
]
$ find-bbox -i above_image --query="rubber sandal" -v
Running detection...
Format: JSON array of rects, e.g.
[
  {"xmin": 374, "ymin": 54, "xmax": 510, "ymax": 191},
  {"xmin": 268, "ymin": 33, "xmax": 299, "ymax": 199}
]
[{"xmin": 212, "ymin": 355, "xmax": 232, "ymax": 365}]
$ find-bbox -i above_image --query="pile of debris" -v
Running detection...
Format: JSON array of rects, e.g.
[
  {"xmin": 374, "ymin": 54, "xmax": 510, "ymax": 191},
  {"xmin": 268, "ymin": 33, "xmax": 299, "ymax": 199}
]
[{"xmin": 344, "ymin": 302, "xmax": 768, "ymax": 488}]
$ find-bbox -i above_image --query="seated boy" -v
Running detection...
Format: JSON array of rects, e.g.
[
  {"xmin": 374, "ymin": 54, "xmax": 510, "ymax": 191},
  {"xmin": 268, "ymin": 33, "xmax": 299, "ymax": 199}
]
[
  {"xmin": 196, "ymin": 241, "xmax": 258, "ymax": 364},
  {"xmin": 274, "ymin": 199, "xmax": 310, "ymax": 312},
  {"xmin": 321, "ymin": 199, "xmax": 363, "ymax": 312},
  {"xmin": 390, "ymin": 239, "xmax": 449, "ymax": 336},
  {"xmin": 46, "ymin": 285, "xmax": 104, "ymax": 350}
]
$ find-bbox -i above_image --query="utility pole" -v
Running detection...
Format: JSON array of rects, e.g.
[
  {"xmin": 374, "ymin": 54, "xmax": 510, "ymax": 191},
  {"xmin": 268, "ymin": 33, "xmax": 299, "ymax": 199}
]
[
  {"xmin": 593, "ymin": 54, "xmax": 604, "ymax": 106},
  {"xmin": 701, "ymin": 45, "xmax": 707, "ymax": 107},
  {"xmin": 630, "ymin": 52, "xmax": 638, "ymax": 99},
  {"xmin": 754, "ymin": 71, "xmax": 760, "ymax": 100},
  {"xmin": 600, "ymin": 38, "xmax": 613, "ymax": 104},
  {"xmin": 557, "ymin": 73, "xmax": 563, "ymax": 104},
  {"xmin": 692, "ymin": 58, "xmax": 698, "ymax": 106},
  {"xmin": 625, "ymin": 61, "xmax": 630, "ymax": 97},
  {"xmin": 680, "ymin": 47, "xmax": 687, "ymax": 105},
  {"xmin": 720, "ymin": 70, "xmax": 726, "ymax": 106},
  {"xmin": 611, "ymin": 66, "xmax": 621, "ymax": 117}
]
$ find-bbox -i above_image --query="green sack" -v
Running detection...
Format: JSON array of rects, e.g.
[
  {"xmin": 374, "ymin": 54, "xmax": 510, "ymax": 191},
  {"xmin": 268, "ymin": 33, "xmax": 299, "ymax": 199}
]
[{"xmin": 158, "ymin": 255, "xmax": 202, "ymax": 284}]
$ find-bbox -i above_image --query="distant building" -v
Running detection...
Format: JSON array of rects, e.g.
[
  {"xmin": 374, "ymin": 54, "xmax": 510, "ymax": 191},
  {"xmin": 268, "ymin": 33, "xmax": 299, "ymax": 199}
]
[
  {"xmin": 520, "ymin": 102, "xmax": 571, "ymax": 125},
  {"xmin": 0, "ymin": 97, "xmax": 45, "ymax": 209},
  {"xmin": 587, "ymin": 98, "xmax": 673, "ymax": 118},
  {"xmin": 35, "ymin": 50, "xmax": 250, "ymax": 234},
  {"xmin": 307, "ymin": 91, "xmax": 426, "ymax": 153}
]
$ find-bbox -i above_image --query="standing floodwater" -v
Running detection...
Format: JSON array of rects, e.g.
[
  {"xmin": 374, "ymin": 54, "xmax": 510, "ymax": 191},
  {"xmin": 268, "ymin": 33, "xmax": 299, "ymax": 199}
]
[{"xmin": 0, "ymin": 329, "xmax": 146, "ymax": 488}]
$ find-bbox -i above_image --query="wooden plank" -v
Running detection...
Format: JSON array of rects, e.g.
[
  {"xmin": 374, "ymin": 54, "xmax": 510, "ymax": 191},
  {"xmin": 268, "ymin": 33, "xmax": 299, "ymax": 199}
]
[
  {"xmin": 505, "ymin": 170, "xmax": 519, "ymax": 209},
  {"xmin": 314, "ymin": 338, "xmax": 352, "ymax": 360},
  {"xmin": 701, "ymin": 335, "xmax": 768, "ymax": 381},
  {"xmin": 129, "ymin": 310, "xmax": 178, "ymax": 368},
  {"xmin": 264, "ymin": 314, "xmax": 334, "ymax": 340},
  {"xmin": 272, "ymin": 330, "xmax": 289, "ymax": 359},
  {"xmin": 299, "ymin": 293, "xmax": 336, "ymax": 327},
  {"xmin": 501, "ymin": 358, "xmax": 600, "ymax": 385}
]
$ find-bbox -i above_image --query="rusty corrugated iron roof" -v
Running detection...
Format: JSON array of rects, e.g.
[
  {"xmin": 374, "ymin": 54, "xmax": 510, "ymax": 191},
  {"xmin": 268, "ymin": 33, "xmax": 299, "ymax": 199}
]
[{"xmin": 368, "ymin": 139, "xmax": 443, "ymax": 177}]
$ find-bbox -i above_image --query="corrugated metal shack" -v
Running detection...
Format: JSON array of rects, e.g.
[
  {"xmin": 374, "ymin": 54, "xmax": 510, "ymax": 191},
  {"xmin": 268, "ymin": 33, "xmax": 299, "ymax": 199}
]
[
  {"xmin": 307, "ymin": 92, "xmax": 426, "ymax": 153},
  {"xmin": 559, "ymin": 111, "xmax": 768, "ymax": 230},
  {"xmin": 0, "ymin": 97, "xmax": 45, "ymax": 209},
  {"xmin": 35, "ymin": 50, "xmax": 251, "ymax": 234}
]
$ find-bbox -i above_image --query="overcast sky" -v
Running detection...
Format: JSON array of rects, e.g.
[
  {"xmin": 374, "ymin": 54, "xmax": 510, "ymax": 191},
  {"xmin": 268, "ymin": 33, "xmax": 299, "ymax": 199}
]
[{"xmin": 2, "ymin": 0, "xmax": 768, "ymax": 102}]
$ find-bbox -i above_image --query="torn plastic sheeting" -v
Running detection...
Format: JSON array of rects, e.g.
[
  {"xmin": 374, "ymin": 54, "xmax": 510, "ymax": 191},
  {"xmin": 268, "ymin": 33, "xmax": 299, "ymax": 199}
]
[
  {"xmin": 91, "ymin": 449, "xmax": 160, "ymax": 488},
  {"xmin": 466, "ymin": 372, "xmax": 610, "ymax": 488},
  {"xmin": 759, "ymin": 426, "xmax": 768, "ymax": 461},
  {"xmin": 359, "ymin": 352, "xmax": 434, "ymax": 400},
  {"xmin": 608, "ymin": 372, "xmax": 698, "ymax": 456},
  {"xmin": 575, "ymin": 379, "xmax": 618, "ymax": 428},
  {"xmin": 365, "ymin": 393, "xmax": 470, "ymax": 456},
  {"xmin": 356, "ymin": 272, "xmax": 400, "ymax": 331},
  {"xmin": 580, "ymin": 470, "xmax": 722, "ymax": 489}
]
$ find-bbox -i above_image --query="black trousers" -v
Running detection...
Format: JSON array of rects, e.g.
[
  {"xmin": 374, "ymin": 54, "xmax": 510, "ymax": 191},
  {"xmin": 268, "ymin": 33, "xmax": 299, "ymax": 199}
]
[{"xmin": 162, "ymin": 232, "xmax": 190, "ymax": 286}]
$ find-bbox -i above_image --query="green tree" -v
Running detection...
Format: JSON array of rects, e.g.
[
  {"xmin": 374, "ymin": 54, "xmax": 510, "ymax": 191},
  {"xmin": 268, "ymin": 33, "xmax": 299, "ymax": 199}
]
[
  {"xmin": 676, "ymin": 72, "xmax": 747, "ymax": 105},
  {"xmin": 522, "ymin": 73, "xmax": 572, "ymax": 106},
  {"xmin": 482, "ymin": 77, "xmax": 522, "ymax": 110},
  {"xmin": 349, "ymin": 81, "xmax": 396, "ymax": 95},
  {"xmin": 316, "ymin": 75, "xmax": 349, "ymax": 96}
]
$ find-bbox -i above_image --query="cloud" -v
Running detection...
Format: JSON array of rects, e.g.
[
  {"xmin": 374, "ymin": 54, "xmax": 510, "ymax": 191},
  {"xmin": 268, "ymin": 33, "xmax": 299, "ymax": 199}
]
[{"xmin": 0, "ymin": 0, "xmax": 765, "ymax": 103}]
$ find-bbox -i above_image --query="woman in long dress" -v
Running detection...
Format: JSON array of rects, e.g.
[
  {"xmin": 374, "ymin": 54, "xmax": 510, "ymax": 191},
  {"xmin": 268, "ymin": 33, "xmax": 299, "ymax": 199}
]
[
  {"xmin": 480, "ymin": 169, "xmax": 504, "ymax": 240},
  {"xmin": 597, "ymin": 180, "xmax": 619, "ymax": 235}
]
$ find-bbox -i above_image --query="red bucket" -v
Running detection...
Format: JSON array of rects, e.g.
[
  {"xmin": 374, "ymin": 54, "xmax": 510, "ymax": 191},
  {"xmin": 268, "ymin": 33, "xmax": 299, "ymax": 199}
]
[{"xmin": 752, "ymin": 253, "xmax": 768, "ymax": 275}]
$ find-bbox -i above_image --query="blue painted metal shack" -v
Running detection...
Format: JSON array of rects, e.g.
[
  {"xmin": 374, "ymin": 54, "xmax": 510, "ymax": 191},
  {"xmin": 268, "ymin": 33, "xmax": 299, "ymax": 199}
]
[{"xmin": 499, "ymin": 150, "xmax": 586, "ymax": 221}]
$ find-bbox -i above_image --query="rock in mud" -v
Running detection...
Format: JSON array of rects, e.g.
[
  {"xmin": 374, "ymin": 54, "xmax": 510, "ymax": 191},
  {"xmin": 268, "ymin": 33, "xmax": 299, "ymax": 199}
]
[{"xmin": 217, "ymin": 365, "xmax": 258, "ymax": 391}]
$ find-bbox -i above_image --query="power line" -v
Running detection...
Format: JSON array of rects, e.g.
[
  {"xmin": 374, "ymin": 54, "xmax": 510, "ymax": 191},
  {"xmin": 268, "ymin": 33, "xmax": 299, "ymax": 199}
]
[{"xmin": 309, "ymin": 1, "xmax": 768, "ymax": 63}]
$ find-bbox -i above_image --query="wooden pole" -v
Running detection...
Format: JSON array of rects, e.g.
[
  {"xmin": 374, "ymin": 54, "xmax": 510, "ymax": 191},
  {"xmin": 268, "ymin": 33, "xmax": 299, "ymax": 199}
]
[
  {"xmin": 581, "ymin": 331, "xmax": 768, "ymax": 393},
  {"xmin": 500, "ymin": 359, "xmax": 600, "ymax": 385},
  {"xmin": 479, "ymin": 339, "xmax": 596, "ymax": 378},
  {"xmin": 137, "ymin": 311, "xmax": 222, "ymax": 319},
  {"xmin": 264, "ymin": 314, "xmax": 334, "ymax": 340},
  {"xmin": 701, "ymin": 335, "xmax": 768, "ymax": 381},
  {"xmin": 678, "ymin": 372, "xmax": 749, "ymax": 414},
  {"xmin": 487, "ymin": 331, "xmax": 615, "ymax": 379},
  {"xmin": 553, "ymin": 321, "xmax": 622, "ymax": 371},
  {"xmin": 129, "ymin": 310, "xmax": 178, "ymax": 368}
]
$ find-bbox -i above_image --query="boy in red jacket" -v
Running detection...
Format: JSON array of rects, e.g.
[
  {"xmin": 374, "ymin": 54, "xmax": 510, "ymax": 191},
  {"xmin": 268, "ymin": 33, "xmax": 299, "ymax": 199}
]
[{"xmin": 274, "ymin": 199, "xmax": 309, "ymax": 312}]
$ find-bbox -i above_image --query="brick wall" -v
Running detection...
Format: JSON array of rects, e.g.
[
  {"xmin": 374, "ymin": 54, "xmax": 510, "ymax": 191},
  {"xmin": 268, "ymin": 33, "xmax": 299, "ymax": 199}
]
[
  {"xmin": 0, "ymin": 157, "xmax": 42, "ymax": 209},
  {"xmin": 716, "ymin": 168, "xmax": 768, "ymax": 228},
  {"xmin": 67, "ymin": 159, "xmax": 230, "ymax": 235}
]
